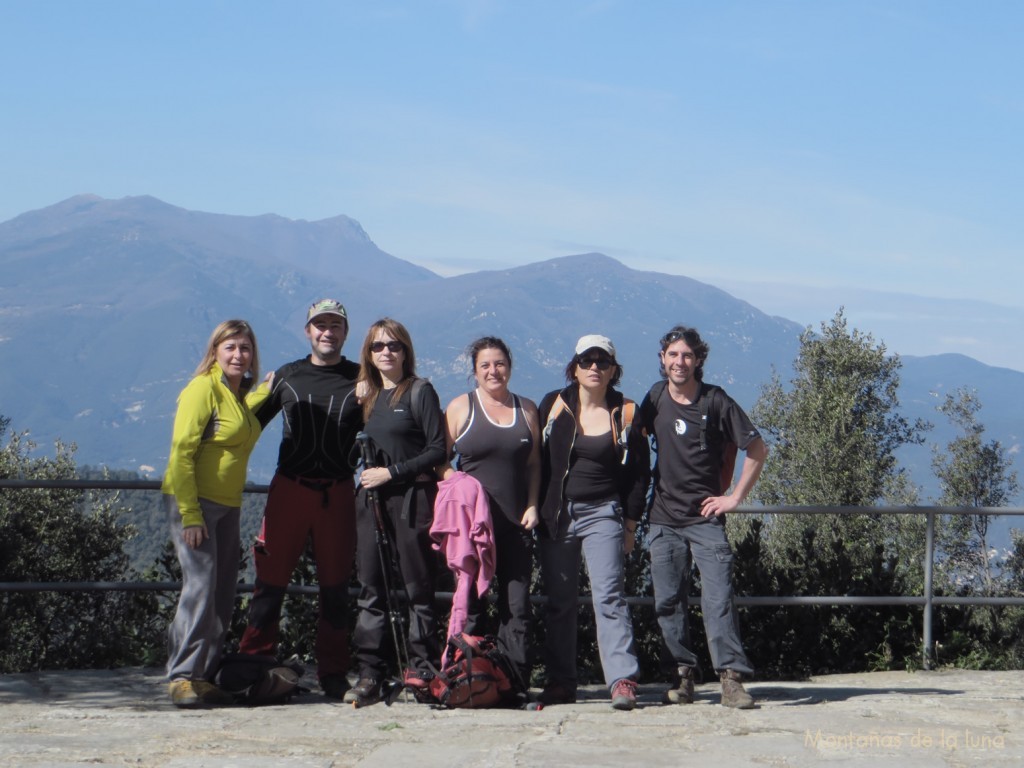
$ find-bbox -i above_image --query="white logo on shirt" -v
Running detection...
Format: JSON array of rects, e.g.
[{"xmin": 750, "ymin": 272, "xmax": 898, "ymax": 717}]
[{"xmin": 674, "ymin": 419, "xmax": 687, "ymax": 436}]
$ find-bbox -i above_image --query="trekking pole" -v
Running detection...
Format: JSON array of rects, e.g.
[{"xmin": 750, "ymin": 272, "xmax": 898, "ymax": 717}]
[{"xmin": 355, "ymin": 432, "xmax": 412, "ymax": 704}]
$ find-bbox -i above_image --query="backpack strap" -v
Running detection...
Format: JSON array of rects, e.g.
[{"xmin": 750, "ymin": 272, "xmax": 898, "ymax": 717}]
[
  {"xmin": 408, "ymin": 377, "xmax": 427, "ymax": 426},
  {"xmin": 642, "ymin": 380, "xmax": 667, "ymax": 445},
  {"xmin": 541, "ymin": 394, "xmax": 569, "ymax": 445},
  {"xmin": 449, "ymin": 632, "xmax": 477, "ymax": 660},
  {"xmin": 616, "ymin": 399, "xmax": 636, "ymax": 442},
  {"xmin": 697, "ymin": 383, "xmax": 723, "ymax": 452},
  {"xmin": 698, "ymin": 383, "xmax": 711, "ymax": 452},
  {"xmin": 613, "ymin": 398, "xmax": 637, "ymax": 464}
]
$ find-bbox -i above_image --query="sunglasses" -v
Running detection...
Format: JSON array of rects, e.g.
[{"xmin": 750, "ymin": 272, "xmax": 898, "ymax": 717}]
[
  {"xmin": 578, "ymin": 356, "xmax": 613, "ymax": 371},
  {"xmin": 661, "ymin": 329, "xmax": 698, "ymax": 348},
  {"xmin": 370, "ymin": 341, "xmax": 404, "ymax": 353}
]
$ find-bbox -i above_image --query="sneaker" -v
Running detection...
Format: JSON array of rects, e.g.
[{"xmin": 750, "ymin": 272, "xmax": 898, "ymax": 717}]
[
  {"xmin": 610, "ymin": 678, "xmax": 637, "ymax": 711},
  {"xmin": 320, "ymin": 674, "xmax": 350, "ymax": 700},
  {"xmin": 720, "ymin": 669, "xmax": 754, "ymax": 709},
  {"xmin": 536, "ymin": 682, "xmax": 577, "ymax": 706},
  {"xmin": 664, "ymin": 665, "xmax": 695, "ymax": 705},
  {"xmin": 343, "ymin": 676, "xmax": 382, "ymax": 707},
  {"xmin": 191, "ymin": 680, "xmax": 234, "ymax": 706},
  {"xmin": 168, "ymin": 679, "xmax": 200, "ymax": 708}
]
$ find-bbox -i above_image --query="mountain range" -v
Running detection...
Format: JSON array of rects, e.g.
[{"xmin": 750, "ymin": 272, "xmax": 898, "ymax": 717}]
[{"xmin": 1, "ymin": 195, "xmax": 1021, "ymax": 519}]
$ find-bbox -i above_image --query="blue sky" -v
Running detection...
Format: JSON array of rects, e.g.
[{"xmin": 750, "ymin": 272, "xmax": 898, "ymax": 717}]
[{"xmin": 3, "ymin": 1, "xmax": 1022, "ymax": 370}]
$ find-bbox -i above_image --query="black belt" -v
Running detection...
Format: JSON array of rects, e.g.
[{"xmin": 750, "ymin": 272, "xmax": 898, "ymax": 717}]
[
  {"xmin": 373, "ymin": 472, "xmax": 437, "ymax": 494},
  {"xmin": 278, "ymin": 470, "xmax": 349, "ymax": 507}
]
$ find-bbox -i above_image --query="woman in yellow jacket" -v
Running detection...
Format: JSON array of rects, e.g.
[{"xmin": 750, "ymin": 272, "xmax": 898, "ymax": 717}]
[{"xmin": 161, "ymin": 319, "xmax": 269, "ymax": 707}]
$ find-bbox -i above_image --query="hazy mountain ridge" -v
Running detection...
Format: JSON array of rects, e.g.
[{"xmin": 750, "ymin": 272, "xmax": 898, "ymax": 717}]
[
  {"xmin": 0, "ymin": 194, "xmax": 438, "ymax": 291},
  {"xmin": 0, "ymin": 195, "xmax": 1020, "ymax": 510},
  {"xmin": 377, "ymin": 252, "xmax": 800, "ymax": 403},
  {"xmin": 717, "ymin": 278, "xmax": 1024, "ymax": 375}
]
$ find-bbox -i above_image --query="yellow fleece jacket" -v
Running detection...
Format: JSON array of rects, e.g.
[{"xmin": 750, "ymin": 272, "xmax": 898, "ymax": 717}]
[{"xmin": 161, "ymin": 363, "xmax": 269, "ymax": 528}]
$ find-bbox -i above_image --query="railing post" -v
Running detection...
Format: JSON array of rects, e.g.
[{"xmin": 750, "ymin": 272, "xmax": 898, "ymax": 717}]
[{"xmin": 923, "ymin": 510, "xmax": 935, "ymax": 670}]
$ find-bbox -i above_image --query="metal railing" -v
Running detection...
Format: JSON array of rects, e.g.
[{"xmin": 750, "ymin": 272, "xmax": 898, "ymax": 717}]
[{"xmin": 2, "ymin": 478, "xmax": 1022, "ymax": 670}]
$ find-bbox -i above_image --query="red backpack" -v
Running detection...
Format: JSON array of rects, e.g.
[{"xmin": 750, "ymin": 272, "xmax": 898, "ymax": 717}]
[{"xmin": 426, "ymin": 634, "xmax": 526, "ymax": 708}]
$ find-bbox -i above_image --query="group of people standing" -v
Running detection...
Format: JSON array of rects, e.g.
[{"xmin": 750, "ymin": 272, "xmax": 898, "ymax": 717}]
[{"xmin": 161, "ymin": 298, "xmax": 767, "ymax": 712}]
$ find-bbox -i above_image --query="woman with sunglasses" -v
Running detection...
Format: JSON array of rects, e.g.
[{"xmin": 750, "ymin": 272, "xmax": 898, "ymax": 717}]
[
  {"xmin": 347, "ymin": 318, "xmax": 447, "ymax": 707},
  {"xmin": 443, "ymin": 336, "xmax": 541, "ymax": 688},
  {"xmin": 535, "ymin": 334, "xmax": 650, "ymax": 711}
]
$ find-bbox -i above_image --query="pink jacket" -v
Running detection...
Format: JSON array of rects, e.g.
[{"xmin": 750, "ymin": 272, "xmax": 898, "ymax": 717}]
[{"xmin": 430, "ymin": 471, "xmax": 496, "ymax": 643}]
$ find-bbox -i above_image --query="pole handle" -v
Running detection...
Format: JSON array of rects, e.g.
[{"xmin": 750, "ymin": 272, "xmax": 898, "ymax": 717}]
[{"xmin": 355, "ymin": 431, "xmax": 376, "ymax": 469}]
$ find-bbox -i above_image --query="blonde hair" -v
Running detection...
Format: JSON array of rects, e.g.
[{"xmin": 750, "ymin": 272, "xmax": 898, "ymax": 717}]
[
  {"xmin": 357, "ymin": 318, "xmax": 417, "ymax": 422},
  {"xmin": 192, "ymin": 319, "xmax": 260, "ymax": 383}
]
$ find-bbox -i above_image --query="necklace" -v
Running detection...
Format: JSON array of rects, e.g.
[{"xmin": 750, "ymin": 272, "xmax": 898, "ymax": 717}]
[{"xmin": 478, "ymin": 388, "xmax": 513, "ymax": 409}]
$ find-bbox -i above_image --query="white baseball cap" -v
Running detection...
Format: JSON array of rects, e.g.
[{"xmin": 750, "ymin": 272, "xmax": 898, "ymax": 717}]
[{"xmin": 574, "ymin": 334, "xmax": 615, "ymax": 357}]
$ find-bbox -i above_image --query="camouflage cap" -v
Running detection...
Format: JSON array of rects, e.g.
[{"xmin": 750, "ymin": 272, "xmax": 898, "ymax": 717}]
[{"xmin": 305, "ymin": 299, "xmax": 347, "ymax": 325}]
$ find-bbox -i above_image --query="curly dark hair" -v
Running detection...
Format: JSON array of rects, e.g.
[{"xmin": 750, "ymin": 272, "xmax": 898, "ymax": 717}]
[{"xmin": 658, "ymin": 325, "xmax": 708, "ymax": 382}]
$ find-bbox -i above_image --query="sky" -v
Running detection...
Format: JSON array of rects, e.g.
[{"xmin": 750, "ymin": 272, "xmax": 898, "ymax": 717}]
[{"xmin": 2, "ymin": 1, "xmax": 1022, "ymax": 370}]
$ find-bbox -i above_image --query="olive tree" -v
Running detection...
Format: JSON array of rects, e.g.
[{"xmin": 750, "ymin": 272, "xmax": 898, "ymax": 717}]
[
  {"xmin": 727, "ymin": 310, "xmax": 931, "ymax": 675},
  {"xmin": 932, "ymin": 388, "xmax": 1020, "ymax": 595},
  {"xmin": 0, "ymin": 416, "xmax": 163, "ymax": 672},
  {"xmin": 928, "ymin": 389, "xmax": 1024, "ymax": 668}
]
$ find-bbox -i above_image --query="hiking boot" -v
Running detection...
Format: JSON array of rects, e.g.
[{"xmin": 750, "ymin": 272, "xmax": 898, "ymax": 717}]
[
  {"xmin": 191, "ymin": 680, "xmax": 234, "ymax": 705},
  {"xmin": 536, "ymin": 682, "xmax": 577, "ymax": 706},
  {"xmin": 664, "ymin": 665, "xmax": 695, "ymax": 705},
  {"xmin": 168, "ymin": 679, "xmax": 200, "ymax": 708},
  {"xmin": 720, "ymin": 669, "xmax": 755, "ymax": 709},
  {"xmin": 320, "ymin": 674, "xmax": 350, "ymax": 700},
  {"xmin": 343, "ymin": 676, "xmax": 381, "ymax": 707},
  {"xmin": 610, "ymin": 678, "xmax": 638, "ymax": 711}
]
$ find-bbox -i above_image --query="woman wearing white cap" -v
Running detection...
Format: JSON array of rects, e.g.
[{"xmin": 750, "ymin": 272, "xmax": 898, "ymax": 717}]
[{"xmin": 535, "ymin": 334, "xmax": 650, "ymax": 711}]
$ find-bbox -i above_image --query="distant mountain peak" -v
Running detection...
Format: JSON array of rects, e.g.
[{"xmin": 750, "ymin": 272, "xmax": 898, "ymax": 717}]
[
  {"xmin": 65, "ymin": 193, "xmax": 103, "ymax": 205},
  {"xmin": 0, "ymin": 196, "xmax": 434, "ymax": 279},
  {"xmin": 309, "ymin": 213, "xmax": 374, "ymax": 243},
  {"xmin": 543, "ymin": 252, "xmax": 626, "ymax": 270}
]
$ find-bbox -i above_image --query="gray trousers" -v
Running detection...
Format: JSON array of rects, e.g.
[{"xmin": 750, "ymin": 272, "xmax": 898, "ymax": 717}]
[
  {"xmin": 649, "ymin": 520, "xmax": 753, "ymax": 676},
  {"xmin": 165, "ymin": 495, "xmax": 241, "ymax": 681},
  {"xmin": 539, "ymin": 499, "xmax": 639, "ymax": 690}
]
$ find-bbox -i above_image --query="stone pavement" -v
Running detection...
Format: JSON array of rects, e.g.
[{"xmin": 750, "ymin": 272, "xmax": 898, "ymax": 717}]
[{"xmin": 0, "ymin": 667, "xmax": 1021, "ymax": 767}]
